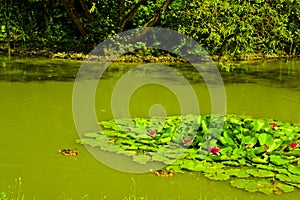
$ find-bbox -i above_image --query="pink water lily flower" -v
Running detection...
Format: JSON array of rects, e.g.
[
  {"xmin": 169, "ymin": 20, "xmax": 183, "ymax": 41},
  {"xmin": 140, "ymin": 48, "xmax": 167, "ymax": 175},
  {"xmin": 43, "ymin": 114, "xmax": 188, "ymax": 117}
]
[
  {"xmin": 209, "ymin": 146, "xmax": 220, "ymax": 155},
  {"xmin": 148, "ymin": 130, "xmax": 157, "ymax": 136},
  {"xmin": 290, "ymin": 142, "xmax": 298, "ymax": 149},
  {"xmin": 183, "ymin": 139, "xmax": 192, "ymax": 145}
]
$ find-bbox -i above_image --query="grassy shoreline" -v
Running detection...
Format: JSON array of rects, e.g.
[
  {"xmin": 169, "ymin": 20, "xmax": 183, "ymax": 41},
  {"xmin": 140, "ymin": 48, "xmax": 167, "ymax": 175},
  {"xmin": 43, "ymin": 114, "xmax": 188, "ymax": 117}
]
[{"xmin": 1, "ymin": 45, "xmax": 298, "ymax": 64}]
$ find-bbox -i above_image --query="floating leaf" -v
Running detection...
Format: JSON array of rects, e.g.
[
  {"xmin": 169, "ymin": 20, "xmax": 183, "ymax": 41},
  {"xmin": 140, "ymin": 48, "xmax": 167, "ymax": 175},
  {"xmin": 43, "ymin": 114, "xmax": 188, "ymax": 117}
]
[
  {"xmin": 258, "ymin": 188, "xmax": 273, "ymax": 195},
  {"xmin": 275, "ymin": 168, "xmax": 289, "ymax": 175},
  {"xmin": 270, "ymin": 155, "xmax": 290, "ymax": 165},
  {"xmin": 285, "ymin": 149, "xmax": 300, "ymax": 156},
  {"xmin": 166, "ymin": 165, "xmax": 184, "ymax": 173},
  {"xmin": 76, "ymin": 138, "xmax": 93, "ymax": 144},
  {"xmin": 277, "ymin": 184, "xmax": 294, "ymax": 193},
  {"xmin": 219, "ymin": 136, "xmax": 236, "ymax": 147},
  {"xmin": 151, "ymin": 153, "xmax": 169, "ymax": 162},
  {"xmin": 205, "ymin": 172, "xmax": 230, "ymax": 180},
  {"xmin": 253, "ymin": 120, "xmax": 266, "ymax": 132},
  {"xmin": 171, "ymin": 159, "xmax": 183, "ymax": 166},
  {"xmin": 222, "ymin": 161, "xmax": 240, "ymax": 166},
  {"xmin": 193, "ymin": 163, "xmax": 207, "ymax": 171},
  {"xmin": 84, "ymin": 132, "xmax": 103, "ymax": 138},
  {"xmin": 224, "ymin": 169, "xmax": 249, "ymax": 178},
  {"xmin": 230, "ymin": 179, "xmax": 259, "ymax": 193},
  {"xmin": 107, "ymin": 145, "xmax": 122, "ymax": 152},
  {"xmin": 138, "ymin": 145, "xmax": 158, "ymax": 151},
  {"xmin": 238, "ymin": 158, "xmax": 246, "ymax": 165},
  {"xmin": 136, "ymin": 139, "xmax": 154, "ymax": 145},
  {"xmin": 232, "ymin": 148, "xmax": 246, "ymax": 157},
  {"xmin": 276, "ymin": 174, "xmax": 300, "ymax": 184},
  {"xmin": 130, "ymin": 127, "xmax": 147, "ymax": 135},
  {"xmin": 78, "ymin": 114, "xmax": 300, "ymax": 194},
  {"xmin": 230, "ymin": 179, "xmax": 273, "ymax": 194},
  {"xmin": 160, "ymin": 137, "xmax": 172, "ymax": 144},
  {"xmin": 268, "ymin": 139, "xmax": 283, "ymax": 152},
  {"xmin": 252, "ymin": 155, "xmax": 269, "ymax": 164},
  {"xmin": 258, "ymin": 133, "xmax": 274, "ymax": 146},
  {"xmin": 132, "ymin": 154, "xmax": 151, "ymax": 164},
  {"xmin": 241, "ymin": 136, "xmax": 257, "ymax": 145},
  {"xmin": 117, "ymin": 149, "xmax": 136, "ymax": 156},
  {"xmin": 288, "ymin": 183, "xmax": 300, "ymax": 188},
  {"xmin": 219, "ymin": 146, "xmax": 233, "ymax": 154},
  {"xmin": 117, "ymin": 139, "xmax": 135, "ymax": 145},
  {"xmin": 288, "ymin": 165, "xmax": 300, "ymax": 175},
  {"xmin": 181, "ymin": 160, "xmax": 196, "ymax": 171},
  {"xmin": 245, "ymin": 169, "xmax": 274, "ymax": 178}
]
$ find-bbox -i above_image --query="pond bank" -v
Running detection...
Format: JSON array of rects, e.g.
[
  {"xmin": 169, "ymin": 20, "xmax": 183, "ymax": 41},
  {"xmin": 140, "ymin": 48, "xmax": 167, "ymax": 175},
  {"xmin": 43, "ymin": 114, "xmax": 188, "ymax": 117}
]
[{"xmin": 1, "ymin": 44, "xmax": 298, "ymax": 64}]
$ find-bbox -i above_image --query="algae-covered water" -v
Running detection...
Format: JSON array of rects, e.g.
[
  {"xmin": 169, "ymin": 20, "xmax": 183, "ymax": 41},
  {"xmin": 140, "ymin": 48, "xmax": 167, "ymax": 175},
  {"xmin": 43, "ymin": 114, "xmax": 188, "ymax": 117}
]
[{"xmin": 0, "ymin": 57, "xmax": 300, "ymax": 199}]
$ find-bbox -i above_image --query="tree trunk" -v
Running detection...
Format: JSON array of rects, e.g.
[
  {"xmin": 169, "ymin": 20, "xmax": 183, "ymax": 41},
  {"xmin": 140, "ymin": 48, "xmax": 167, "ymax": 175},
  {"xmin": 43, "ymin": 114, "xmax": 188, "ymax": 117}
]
[
  {"xmin": 126, "ymin": 0, "xmax": 174, "ymax": 44},
  {"xmin": 118, "ymin": 0, "xmax": 146, "ymax": 33},
  {"xmin": 119, "ymin": 0, "xmax": 125, "ymax": 25},
  {"xmin": 79, "ymin": 0, "xmax": 94, "ymax": 25},
  {"xmin": 4, "ymin": 0, "xmax": 11, "ymax": 58},
  {"xmin": 61, "ymin": 0, "xmax": 87, "ymax": 37},
  {"xmin": 144, "ymin": 0, "xmax": 174, "ymax": 27}
]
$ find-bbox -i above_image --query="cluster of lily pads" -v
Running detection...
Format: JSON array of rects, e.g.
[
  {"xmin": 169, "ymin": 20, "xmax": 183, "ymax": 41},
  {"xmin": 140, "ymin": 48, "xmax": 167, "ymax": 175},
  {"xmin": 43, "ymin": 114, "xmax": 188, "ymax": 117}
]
[{"xmin": 76, "ymin": 114, "xmax": 300, "ymax": 195}]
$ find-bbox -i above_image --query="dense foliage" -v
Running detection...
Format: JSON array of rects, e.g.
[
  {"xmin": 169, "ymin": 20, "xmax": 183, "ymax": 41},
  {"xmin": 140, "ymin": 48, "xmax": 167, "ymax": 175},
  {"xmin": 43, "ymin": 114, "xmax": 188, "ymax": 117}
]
[
  {"xmin": 0, "ymin": 0, "xmax": 300, "ymax": 58},
  {"xmin": 77, "ymin": 114, "xmax": 300, "ymax": 195},
  {"xmin": 170, "ymin": 0, "xmax": 300, "ymax": 57}
]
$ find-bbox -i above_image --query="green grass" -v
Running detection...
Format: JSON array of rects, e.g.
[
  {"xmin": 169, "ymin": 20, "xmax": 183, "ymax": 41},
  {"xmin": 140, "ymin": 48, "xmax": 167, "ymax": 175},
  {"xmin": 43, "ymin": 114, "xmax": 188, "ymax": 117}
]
[
  {"xmin": 0, "ymin": 179, "xmax": 241, "ymax": 200},
  {"xmin": 0, "ymin": 177, "xmax": 24, "ymax": 200},
  {"xmin": 0, "ymin": 192, "xmax": 9, "ymax": 200},
  {"xmin": 123, "ymin": 178, "xmax": 145, "ymax": 200}
]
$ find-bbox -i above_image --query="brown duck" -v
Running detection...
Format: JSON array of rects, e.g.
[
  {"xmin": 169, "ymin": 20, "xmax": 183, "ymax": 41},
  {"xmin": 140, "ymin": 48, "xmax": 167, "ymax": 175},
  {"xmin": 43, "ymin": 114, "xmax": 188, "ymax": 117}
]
[
  {"xmin": 150, "ymin": 168, "xmax": 175, "ymax": 177},
  {"xmin": 59, "ymin": 148, "xmax": 78, "ymax": 156}
]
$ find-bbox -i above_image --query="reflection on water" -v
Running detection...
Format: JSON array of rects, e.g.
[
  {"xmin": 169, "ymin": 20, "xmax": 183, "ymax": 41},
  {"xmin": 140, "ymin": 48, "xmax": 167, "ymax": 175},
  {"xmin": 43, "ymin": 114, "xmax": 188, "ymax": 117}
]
[
  {"xmin": 0, "ymin": 56, "xmax": 300, "ymax": 199},
  {"xmin": 1, "ymin": 56, "xmax": 300, "ymax": 90},
  {"xmin": 223, "ymin": 60, "xmax": 300, "ymax": 91}
]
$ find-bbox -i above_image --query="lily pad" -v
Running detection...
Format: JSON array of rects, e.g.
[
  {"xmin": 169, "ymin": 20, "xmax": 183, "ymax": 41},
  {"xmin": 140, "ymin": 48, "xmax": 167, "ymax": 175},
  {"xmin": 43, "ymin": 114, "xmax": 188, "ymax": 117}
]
[
  {"xmin": 277, "ymin": 184, "xmax": 294, "ymax": 193},
  {"xmin": 245, "ymin": 169, "xmax": 274, "ymax": 178},
  {"xmin": 166, "ymin": 165, "xmax": 184, "ymax": 173},
  {"xmin": 258, "ymin": 133, "xmax": 274, "ymax": 146},
  {"xmin": 132, "ymin": 154, "xmax": 151, "ymax": 164},
  {"xmin": 276, "ymin": 174, "xmax": 300, "ymax": 184},
  {"xmin": 205, "ymin": 171, "xmax": 230, "ymax": 180},
  {"xmin": 151, "ymin": 153, "xmax": 170, "ymax": 163},
  {"xmin": 230, "ymin": 179, "xmax": 259, "ymax": 193},
  {"xmin": 78, "ymin": 114, "xmax": 300, "ymax": 194},
  {"xmin": 84, "ymin": 132, "xmax": 103, "ymax": 138},
  {"xmin": 224, "ymin": 169, "xmax": 249, "ymax": 178},
  {"xmin": 222, "ymin": 161, "xmax": 241, "ymax": 166},
  {"xmin": 180, "ymin": 160, "xmax": 196, "ymax": 171},
  {"xmin": 288, "ymin": 165, "xmax": 300, "ymax": 175},
  {"xmin": 270, "ymin": 155, "xmax": 290, "ymax": 165},
  {"xmin": 230, "ymin": 179, "xmax": 274, "ymax": 195},
  {"xmin": 252, "ymin": 120, "xmax": 266, "ymax": 132}
]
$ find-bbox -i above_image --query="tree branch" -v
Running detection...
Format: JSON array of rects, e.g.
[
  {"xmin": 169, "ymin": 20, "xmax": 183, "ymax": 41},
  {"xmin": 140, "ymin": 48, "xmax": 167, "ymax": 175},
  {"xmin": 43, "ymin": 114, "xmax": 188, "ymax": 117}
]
[
  {"xmin": 119, "ymin": 0, "xmax": 125, "ymax": 24},
  {"xmin": 79, "ymin": 0, "xmax": 94, "ymax": 25},
  {"xmin": 144, "ymin": 0, "xmax": 174, "ymax": 27},
  {"xmin": 118, "ymin": 0, "xmax": 146, "ymax": 33},
  {"xmin": 61, "ymin": 0, "xmax": 87, "ymax": 37}
]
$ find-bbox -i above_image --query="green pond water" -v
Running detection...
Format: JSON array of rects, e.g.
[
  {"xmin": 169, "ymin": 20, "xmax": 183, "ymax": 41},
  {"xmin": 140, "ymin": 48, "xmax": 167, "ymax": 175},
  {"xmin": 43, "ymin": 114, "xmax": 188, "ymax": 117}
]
[{"xmin": 0, "ymin": 57, "xmax": 300, "ymax": 199}]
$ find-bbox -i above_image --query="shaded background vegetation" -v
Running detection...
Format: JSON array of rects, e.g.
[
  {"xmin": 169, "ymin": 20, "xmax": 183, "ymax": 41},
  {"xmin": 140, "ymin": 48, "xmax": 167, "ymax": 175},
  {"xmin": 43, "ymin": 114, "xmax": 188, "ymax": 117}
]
[{"xmin": 0, "ymin": 0, "xmax": 300, "ymax": 58}]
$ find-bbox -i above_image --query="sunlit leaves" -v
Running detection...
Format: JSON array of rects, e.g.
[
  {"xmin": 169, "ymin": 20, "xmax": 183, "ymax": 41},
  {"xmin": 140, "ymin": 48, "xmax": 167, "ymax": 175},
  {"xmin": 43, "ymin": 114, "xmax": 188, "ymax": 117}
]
[{"xmin": 169, "ymin": 0, "xmax": 300, "ymax": 57}]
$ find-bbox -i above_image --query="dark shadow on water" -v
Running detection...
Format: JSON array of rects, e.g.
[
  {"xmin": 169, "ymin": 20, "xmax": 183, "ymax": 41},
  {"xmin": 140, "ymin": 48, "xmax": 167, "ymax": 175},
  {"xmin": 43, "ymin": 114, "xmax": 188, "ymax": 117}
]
[{"xmin": 1, "ymin": 56, "xmax": 300, "ymax": 91}]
